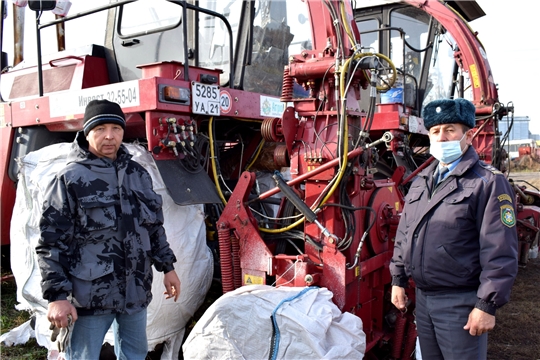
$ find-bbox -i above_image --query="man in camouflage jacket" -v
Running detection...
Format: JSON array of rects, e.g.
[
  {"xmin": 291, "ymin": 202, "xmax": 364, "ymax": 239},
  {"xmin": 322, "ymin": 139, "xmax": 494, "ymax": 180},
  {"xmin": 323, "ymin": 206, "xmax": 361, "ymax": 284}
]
[{"xmin": 36, "ymin": 99, "xmax": 181, "ymax": 360}]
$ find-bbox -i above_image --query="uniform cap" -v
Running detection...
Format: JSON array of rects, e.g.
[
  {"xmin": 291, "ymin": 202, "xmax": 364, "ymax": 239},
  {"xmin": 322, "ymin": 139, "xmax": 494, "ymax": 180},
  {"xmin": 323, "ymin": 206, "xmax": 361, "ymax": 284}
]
[
  {"xmin": 83, "ymin": 99, "xmax": 126, "ymax": 136},
  {"xmin": 422, "ymin": 98, "xmax": 476, "ymax": 130}
]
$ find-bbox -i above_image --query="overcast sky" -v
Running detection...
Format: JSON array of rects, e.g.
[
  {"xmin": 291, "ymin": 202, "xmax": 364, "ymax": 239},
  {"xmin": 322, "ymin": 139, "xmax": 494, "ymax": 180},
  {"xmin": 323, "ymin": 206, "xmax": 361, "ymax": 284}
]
[{"xmin": 473, "ymin": 0, "xmax": 540, "ymax": 134}]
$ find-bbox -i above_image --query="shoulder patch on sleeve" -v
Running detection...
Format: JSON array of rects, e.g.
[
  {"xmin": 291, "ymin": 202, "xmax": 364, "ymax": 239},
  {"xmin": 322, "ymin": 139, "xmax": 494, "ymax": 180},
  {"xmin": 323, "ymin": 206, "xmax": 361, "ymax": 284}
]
[
  {"xmin": 497, "ymin": 194, "xmax": 513, "ymax": 203},
  {"xmin": 500, "ymin": 205, "xmax": 516, "ymax": 228},
  {"xmin": 479, "ymin": 162, "xmax": 503, "ymax": 175}
]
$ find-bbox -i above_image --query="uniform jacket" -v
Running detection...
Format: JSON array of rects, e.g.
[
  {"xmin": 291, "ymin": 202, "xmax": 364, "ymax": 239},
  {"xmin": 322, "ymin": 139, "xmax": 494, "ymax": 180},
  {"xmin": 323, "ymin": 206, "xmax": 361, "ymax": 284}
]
[
  {"xmin": 36, "ymin": 132, "xmax": 177, "ymax": 316},
  {"xmin": 390, "ymin": 146, "xmax": 518, "ymax": 315}
]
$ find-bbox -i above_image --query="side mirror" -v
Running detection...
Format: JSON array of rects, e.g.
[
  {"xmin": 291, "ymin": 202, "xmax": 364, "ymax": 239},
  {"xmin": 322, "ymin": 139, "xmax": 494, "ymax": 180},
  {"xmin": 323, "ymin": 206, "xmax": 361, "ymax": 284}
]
[{"xmin": 28, "ymin": 1, "xmax": 57, "ymax": 11}]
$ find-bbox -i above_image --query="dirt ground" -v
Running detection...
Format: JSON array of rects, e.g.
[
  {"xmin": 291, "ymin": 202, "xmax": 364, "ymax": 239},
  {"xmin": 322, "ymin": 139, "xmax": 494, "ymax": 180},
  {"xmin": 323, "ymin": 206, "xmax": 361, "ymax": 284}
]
[{"xmin": 487, "ymin": 257, "xmax": 540, "ymax": 360}]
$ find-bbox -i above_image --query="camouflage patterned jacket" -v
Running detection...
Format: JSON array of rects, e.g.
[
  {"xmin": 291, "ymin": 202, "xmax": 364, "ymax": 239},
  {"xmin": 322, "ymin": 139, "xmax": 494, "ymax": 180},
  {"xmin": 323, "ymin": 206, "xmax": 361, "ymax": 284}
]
[{"xmin": 36, "ymin": 133, "xmax": 177, "ymax": 316}]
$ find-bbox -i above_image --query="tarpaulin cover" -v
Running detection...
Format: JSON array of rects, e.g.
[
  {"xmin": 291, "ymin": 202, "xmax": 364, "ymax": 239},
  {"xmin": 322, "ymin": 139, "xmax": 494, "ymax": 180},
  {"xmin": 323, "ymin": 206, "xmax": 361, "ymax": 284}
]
[
  {"xmin": 1, "ymin": 142, "xmax": 213, "ymax": 359},
  {"xmin": 183, "ymin": 285, "xmax": 366, "ymax": 359}
]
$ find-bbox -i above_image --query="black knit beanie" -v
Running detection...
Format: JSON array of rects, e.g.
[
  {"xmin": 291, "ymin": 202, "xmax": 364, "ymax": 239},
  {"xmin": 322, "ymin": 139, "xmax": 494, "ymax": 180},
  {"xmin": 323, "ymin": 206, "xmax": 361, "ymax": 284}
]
[{"xmin": 83, "ymin": 99, "xmax": 126, "ymax": 136}]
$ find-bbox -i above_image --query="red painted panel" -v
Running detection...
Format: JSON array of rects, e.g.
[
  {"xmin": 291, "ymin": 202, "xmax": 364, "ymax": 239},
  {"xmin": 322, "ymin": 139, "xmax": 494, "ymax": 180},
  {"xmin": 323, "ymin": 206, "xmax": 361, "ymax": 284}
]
[{"xmin": 0, "ymin": 120, "xmax": 15, "ymax": 246}]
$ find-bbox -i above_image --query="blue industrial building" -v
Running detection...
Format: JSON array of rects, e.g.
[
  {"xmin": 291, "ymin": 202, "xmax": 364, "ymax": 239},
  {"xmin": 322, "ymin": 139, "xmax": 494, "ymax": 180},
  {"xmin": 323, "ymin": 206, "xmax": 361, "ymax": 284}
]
[{"xmin": 498, "ymin": 116, "xmax": 539, "ymax": 141}]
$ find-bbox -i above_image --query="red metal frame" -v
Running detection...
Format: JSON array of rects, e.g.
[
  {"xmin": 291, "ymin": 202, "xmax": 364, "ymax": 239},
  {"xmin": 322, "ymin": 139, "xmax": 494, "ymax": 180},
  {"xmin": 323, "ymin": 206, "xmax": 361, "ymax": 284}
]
[
  {"xmin": 1, "ymin": 1, "xmax": 538, "ymax": 358},
  {"xmin": 214, "ymin": 1, "xmax": 533, "ymax": 357},
  {"xmin": 0, "ymin": 121, "xmax": 15, "ymax": 246},
  {"xmin": 216, "ymin": 0, "xmax": 405, "ymax": 354}
]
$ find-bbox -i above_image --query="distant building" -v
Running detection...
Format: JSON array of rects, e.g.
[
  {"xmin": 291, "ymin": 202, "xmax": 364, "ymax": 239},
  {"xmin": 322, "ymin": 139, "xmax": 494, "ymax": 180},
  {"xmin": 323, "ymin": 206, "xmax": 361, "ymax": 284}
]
[{"xmin": 498, "ymin": 116, "xmax": 539, "ymax": 141}]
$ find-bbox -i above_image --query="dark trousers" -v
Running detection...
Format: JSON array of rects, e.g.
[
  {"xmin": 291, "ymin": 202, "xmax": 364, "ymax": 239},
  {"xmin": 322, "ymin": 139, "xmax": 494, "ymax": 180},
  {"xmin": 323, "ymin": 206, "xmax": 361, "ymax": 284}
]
[{"xmin": 415, "ymin": 288, "xmax": 487, "ymax": 360}]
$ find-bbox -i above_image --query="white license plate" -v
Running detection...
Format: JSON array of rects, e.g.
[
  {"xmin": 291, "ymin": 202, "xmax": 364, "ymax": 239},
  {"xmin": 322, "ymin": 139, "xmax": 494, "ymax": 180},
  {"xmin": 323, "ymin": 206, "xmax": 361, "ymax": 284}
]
[{"xmin": 192, "ymin": 82, "xmax": 220, "ymax": 116}]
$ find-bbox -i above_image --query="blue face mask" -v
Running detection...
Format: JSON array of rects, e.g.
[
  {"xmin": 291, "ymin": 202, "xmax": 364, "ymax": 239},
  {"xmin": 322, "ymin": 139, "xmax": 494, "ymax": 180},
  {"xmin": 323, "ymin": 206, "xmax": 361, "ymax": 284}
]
[{"xmin": 430, "ymin": 133, "xmax": 467, "ymax": 164}]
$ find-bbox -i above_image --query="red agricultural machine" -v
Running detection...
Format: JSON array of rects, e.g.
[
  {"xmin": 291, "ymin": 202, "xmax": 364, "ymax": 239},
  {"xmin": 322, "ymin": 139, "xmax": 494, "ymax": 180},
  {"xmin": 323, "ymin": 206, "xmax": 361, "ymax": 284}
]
[{"xmin": 1, "ymin": 0, "xmax": 539, "ymax": 358}]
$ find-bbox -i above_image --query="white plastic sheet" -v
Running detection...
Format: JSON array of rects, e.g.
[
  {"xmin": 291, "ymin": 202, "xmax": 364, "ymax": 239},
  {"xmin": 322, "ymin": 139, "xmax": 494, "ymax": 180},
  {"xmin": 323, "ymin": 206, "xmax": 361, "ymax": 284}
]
[
  {"xmin": 183, "ymin": 285, "xmax": 366, "ymax": 359},
  {"xmin": 2, "ymin": 142, "xmax": 213, "ymax": 359}
]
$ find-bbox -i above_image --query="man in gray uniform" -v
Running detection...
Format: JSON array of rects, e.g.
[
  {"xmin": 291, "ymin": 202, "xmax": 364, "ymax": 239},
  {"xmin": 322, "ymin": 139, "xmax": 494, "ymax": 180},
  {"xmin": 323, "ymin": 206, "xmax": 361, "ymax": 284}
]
[
  {"xmin": 390, "ymin": 98, "xmax": 518, "ymax": 359},
  {"xmin": 36, "ymin": 99, "xmax": 181, "ymax": 360}
]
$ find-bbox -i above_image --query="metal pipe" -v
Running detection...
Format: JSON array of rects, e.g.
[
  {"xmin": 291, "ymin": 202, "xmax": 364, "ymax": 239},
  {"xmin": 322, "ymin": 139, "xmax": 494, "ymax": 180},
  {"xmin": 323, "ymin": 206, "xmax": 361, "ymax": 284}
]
[
  {"xmin": 0, "ymin": 1, "xmax": 5, "ymax": 101},
  {"xmin": 252, "ymin": 132, "xmax": 393, "ymax": 202},
  {"xmin": 35, "ymin": 11, "xmax": 43, "ymax": 96},
  {"xmin": 513, "ymin": 183, "xmax": 535, "ymax": 205},
  {"xmin": 12, "ymin": 3, "xmax": 25, "ymax": 66},
  {"xmin": 181, "ymin": 0, "xmax": 189, "ymax": 81},
  {"xmin": 401, "ymin": 156, "xmax": 435, "ymax": 185},
  {"xmin": 55, "ymin": 14, "xmax": 65, "ymax": 52},
  {"xmin": 251, "ymin": 146, "xmax": 365, "ymax": 203}
]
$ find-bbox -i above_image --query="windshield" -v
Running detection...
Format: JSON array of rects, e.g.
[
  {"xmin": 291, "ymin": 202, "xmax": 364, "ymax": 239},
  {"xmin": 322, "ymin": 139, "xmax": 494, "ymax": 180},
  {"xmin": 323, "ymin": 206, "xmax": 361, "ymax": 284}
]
[
  {"xmin": 389, "ymin": 7, "xmax": 473, "ymax": 105},
  {"xmin": 422, "ymin": 29, "xmax": 474, "ymax": 104},
  {"xmin": 119, "ymin": 0, "xmax": 181, "ymax": 36},
  {"xmin": 198, "ymin": 0, "xmax": 312, "ymax": 95},
  {"xmin": 389, "ymin": 7, "xmax": 430, "ymax": 80},
  {"xmin": 2, "ymin": 0, "xmax": 313, "ymax": 97},
  {"xmin": 0, "ymin": 1, "xmax": 109, "ymax": 67},
  {"xmin": 197, "ymin": 0, "xmax": 241, "ymax": 86},
  {"xmin": 245, "ymin": 0, "xmax": 311, "ymax": 95}
]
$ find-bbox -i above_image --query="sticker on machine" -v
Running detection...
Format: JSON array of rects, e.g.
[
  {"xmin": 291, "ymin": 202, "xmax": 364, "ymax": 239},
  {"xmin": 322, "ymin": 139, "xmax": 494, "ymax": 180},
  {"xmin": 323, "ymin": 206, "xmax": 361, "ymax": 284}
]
[
  {"xmin": 220, "ymin": 90, "xmax": 232, "ymax": 114},
  {"xmin": 244, "ymin": 274, "xmax": 264, "ymax": 285},
  {"xmin": 49, "ymin": 80, "xmax": 141, "ymax": 118},
  {"xmin": 260, "ymin": 95, "xmax": 285, "ymax": 117},
  {"xmin": 408, "ymin": 115, "xmax": 419, "ymax": 133}
]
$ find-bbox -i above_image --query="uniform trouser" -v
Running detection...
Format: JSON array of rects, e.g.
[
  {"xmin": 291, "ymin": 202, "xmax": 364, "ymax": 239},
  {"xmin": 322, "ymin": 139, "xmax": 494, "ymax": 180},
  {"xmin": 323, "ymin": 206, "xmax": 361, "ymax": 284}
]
[
  {"xmin": 415, "ymin": 288, "xmax": 487, "ymax": 360},
  {"xmin": 67, "ymin": 308, "xmax": 148, "ymax": 360}
]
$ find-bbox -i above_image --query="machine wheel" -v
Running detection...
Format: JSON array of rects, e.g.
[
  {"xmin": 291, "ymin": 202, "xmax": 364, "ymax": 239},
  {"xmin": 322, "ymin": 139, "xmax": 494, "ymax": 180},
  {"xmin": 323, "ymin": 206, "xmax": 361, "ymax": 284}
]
[{"xmin": 366, "ymin": 186, "xmax": 400, "ymax": 255}]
